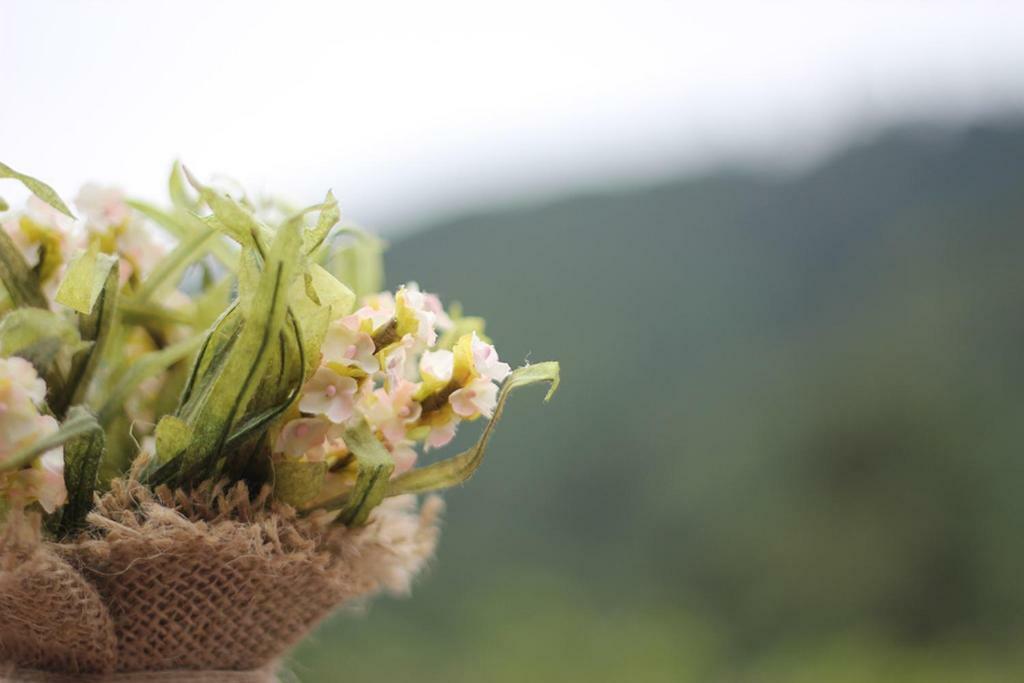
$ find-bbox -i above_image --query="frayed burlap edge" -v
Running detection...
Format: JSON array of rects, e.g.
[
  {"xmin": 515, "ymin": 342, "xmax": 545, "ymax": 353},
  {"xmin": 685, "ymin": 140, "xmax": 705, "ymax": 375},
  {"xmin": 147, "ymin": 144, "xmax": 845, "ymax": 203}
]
[{"xmin": 0, "ymin": 478, "xmax": 442, "ymax": 679}]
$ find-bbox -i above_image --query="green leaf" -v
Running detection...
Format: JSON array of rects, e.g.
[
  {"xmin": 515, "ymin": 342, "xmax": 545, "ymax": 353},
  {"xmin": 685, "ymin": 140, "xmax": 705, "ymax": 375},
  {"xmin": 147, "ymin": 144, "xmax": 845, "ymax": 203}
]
[
  {"xmin": 154, "ymin": 415, "xmax": 192, "ymax": 464},
  {"xmin": 0, "ymin": 197, "xmax": 8, "ymax": 212},
  {"xmin": 0, "ymin": 406, "xmax": 100, "ymax": 474},
  {"xmin": 302, "ymin": 190, "xmax": 340, "ymax": 256},
  {"xmin": 326, "ymin": 228, "xmax": 385, "ymax": 298},
  {"xmin": 95, "ymin": 334, "xmax": 203, "ymax": 425},
  {"xmin": 0, "ymin": 307, "xmax": 82, "ymax": 356},
  {"xmin": 131, "ymin": 228, "xmax": 217, "ymax": 305},
  {"xmin": 0, "ymin": 222, "xmax": 49, "ymax": 309},
  {"xmin": 63, "ymin": 254, "xmax": 119, "ymax": 410},
  {"xmin": 183, "ymin": 167, "xmax": 267, "ymax": 252},
  {"xmin": 55, "ymin": 249, "xmax": 117, "ymax": 314},
  {"xmin": 387, "ymin": 362, "xmax": 561, "ymax": 496},
  {"xmin": 273, "ymin": 459, "xmax": 328, "ymax": 508},
  {"xmin": 337, "ymin": 419, "xmax": 395, "ymax": 526},
  {"xmin": 168, "ymin": 160, "xmax": 198, "ymax": 211},
  {"xmin": 117, "ymin": 299, "xmax": 195, "ymax": 327},
  {"xmin": 161, "ymin": 217, "xmax": 304, "ymax": 485},
  {"xmin": 0, "ymin": 161, "xmax": 75, "ymax": 219},
  {"xmin": 126, "ymin": 198, "xmax": 238, "ymax": 269},
  {"xmin": 57, "ymin": 406, "xmax": 106, "ymax": 535},
  {"xmin": 0, "ymin": 308, "xmax": 85, "ymax": 407}
]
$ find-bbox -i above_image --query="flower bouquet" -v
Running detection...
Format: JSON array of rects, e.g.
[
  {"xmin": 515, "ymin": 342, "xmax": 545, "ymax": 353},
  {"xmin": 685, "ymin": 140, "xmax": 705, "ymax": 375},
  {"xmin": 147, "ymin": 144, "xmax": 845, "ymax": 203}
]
[{"xmin": 0, "ymin": 162, "xmax": 558, "ymax": 681}]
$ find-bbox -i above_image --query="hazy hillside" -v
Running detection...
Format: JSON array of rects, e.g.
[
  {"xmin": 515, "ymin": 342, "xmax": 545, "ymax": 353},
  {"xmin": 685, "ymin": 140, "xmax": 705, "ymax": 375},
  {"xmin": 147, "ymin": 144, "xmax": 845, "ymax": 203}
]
[{"xmin": 291, "ymin": 123, "xmax": 1024, "ymax": 681}]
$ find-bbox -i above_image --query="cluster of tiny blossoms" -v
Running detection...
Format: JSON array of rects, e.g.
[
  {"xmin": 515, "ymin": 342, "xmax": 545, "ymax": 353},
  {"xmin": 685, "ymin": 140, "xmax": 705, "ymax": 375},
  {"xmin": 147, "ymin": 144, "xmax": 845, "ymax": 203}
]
[
  {"xmin": 0, "ymin": 357, "xmax": 65, "ymax": 512},
  {"xmin": 275, "ymin": 285, "xmax": 510, "ymax": 476},
  {"xmin": 0, "ymin": 187, "xmax": 169, "ymax": 513},
  {"xmin": 1, "ymin": 185, "xmax": 166, "ymax": 302}
]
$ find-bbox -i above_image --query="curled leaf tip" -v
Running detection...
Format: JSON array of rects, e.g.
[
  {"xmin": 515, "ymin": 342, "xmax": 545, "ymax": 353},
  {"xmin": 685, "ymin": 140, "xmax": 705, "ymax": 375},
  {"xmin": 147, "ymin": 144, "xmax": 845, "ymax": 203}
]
[{"xmin": 385, "ymin": 361, "xmax": 561, "ymax": 497}]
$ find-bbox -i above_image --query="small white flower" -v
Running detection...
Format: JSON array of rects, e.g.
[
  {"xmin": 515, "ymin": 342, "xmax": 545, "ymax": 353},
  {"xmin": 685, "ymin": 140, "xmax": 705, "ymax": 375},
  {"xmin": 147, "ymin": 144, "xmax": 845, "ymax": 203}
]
[
  {"xmin": 389, "ymin": 441, "xmax": 418, "ymax": 476},
  {"xmin": 4, "ymin": 356, "xmax": 47, "ymax": 406},
  {"xmin": 470, "ymin": 332, "xmax": 511, "ymax": 382},
  {"xmin": 274, "ymin": 417, "xmax": 331, "ymax": 460},
  {"xmin": 75, "ymin": 184, "xmax": 131, "ymax": 228},
  {"xmin": 395, "ymin": 283, "xmax": 438, "ymax": 348},
  {"xmin": 425, "ymin": 417, "xmax": 458, "ymax": 450},
  {"xmin": 299, "ymin": 367, "xmax": 358, "ymax": 424},
  {"xmin": 322, "ymin": 319, "xmax": 378, "ymax": 374},
  {"xmin": 359, "ymin": 380, "xmax": 422, "ymax": 445},
  {"xmin": 420, "ymin": 349, "xmax": 454, "ymax": 384},
  {"xmin": 449, "ymin": 377, "xmax": 500, "ymax": 419}
]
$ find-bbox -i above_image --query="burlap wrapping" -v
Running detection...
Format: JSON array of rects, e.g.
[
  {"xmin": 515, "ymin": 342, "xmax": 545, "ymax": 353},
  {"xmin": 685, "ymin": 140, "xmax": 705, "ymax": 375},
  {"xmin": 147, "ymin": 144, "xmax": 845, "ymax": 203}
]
[{"xmin": 0, "ymin": 479, "xmax": 442, "ymax": 682}]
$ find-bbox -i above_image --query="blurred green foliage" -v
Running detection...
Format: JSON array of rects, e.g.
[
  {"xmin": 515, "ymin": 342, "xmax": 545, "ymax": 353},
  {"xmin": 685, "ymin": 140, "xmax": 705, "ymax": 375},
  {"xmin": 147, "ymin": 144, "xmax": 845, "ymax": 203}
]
[{"xmin": 289, "ymin": 123, "xmax": 1024, "ymax": 681}]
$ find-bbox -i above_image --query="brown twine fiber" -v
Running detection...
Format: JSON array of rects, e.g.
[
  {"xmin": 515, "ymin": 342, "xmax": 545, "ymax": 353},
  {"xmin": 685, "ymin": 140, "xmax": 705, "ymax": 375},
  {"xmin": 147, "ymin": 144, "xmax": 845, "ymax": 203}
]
[{"xmin": 0, "ymin": 477, "xmax": 442, "ymax": 681}]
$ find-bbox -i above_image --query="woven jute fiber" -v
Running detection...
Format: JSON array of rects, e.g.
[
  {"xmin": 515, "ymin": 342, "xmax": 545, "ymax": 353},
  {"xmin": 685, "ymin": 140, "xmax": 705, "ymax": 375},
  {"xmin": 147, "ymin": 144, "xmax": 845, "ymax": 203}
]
[{"xmin": 0, "ymin": 478, "xmax": 442, "ymax": 681}]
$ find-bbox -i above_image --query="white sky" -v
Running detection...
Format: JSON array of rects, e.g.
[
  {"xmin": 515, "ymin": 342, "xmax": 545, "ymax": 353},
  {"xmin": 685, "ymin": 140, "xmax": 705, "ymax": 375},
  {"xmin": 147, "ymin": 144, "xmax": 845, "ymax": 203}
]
[{"xmin": 3, "ymin": 1, "xmax": 1024, "ymax": 232}]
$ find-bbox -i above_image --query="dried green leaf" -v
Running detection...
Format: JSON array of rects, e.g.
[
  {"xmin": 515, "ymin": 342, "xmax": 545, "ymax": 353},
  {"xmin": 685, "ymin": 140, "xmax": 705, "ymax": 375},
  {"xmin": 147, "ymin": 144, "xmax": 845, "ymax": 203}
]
[
  {"xmin": 154, "ymin": 415, "xmax": 192, "ymax": 464},
  {"xmin": 0, "ymin": 406, "xmax": 100, "ymax": 474},
  {"xmin": 0, "ymin": 308, "xmax": 82, "ymax": 356},
  {"xmin": 183, "ymin": 168, "xmax": 266, "ymax": 251},
  {"xmin": 0, "ymin": 222, "xmax": 49, "ymax": 309},
  {"xmin": 307, "ymin": 264, "xmax": 354, "ymax": 317},
  {"xmin": 0, "ymin": 161, "xmax": 75, "ymax": 219},
  {"xmin": 132, "ymin": 228, "xmax": 216, "ymax": 305},
  {"xmin": 96, "ymin": 335, "xmax": 203, "ymax": 425},
  {"xmin": 117, "ymin": 300, "xmax": 195, "ymax": 327},
  {"xmin": 163, "ymin": 217, "xmax": 303, "ymax": 484},
  {"xmin": 337, "ymin": 419, "xmax": 395, "ymax": 526},
  {"xmin": 221, "ymin": 312, "xmax": 306, "ymax": 456},
  {"xmin": 192, "ymin": 275, "xmax": 235, "ymax": 329},
  {"xmin": 168, "ymin": 160, "xmax": 198, "ymax": 211},
  {"xmin": 302, "ymin": 190, "xmax": 340, "ymax": 256},
  {"xmin": 0, "ymin": 308, "xmax": 84, "ymax": 406},
  {"xmin": 327, "ymin": 228, "xmax": 385, "ymax": 297},
  {"xmin": 273, "ymin": 459, "xmax": 328, "ymax": 508},
  {"xmin": 63, "ymin": 254, "xmax": 118, "ymax": 410},
  {"xmin": 126, "ymin": 198, "xmax": 238, "ymax": 269},
  {"xmin": 387, "ymin": 362, "xmax": 560, "ymax": 496},
  {"xmin": 57, "ymin": 407, "xmax": 106, "ymax": 535},
  {"xmin": 55, "ymin": 249, "xmax": 117, "ymax": 315}
]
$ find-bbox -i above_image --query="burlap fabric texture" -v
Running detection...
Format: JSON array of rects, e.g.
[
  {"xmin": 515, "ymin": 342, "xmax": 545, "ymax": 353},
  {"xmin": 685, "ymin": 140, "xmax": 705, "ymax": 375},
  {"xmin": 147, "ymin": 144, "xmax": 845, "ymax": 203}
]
[{"xmin": 0, "ymin": 478, "xmax": 442, "ymax": 682}]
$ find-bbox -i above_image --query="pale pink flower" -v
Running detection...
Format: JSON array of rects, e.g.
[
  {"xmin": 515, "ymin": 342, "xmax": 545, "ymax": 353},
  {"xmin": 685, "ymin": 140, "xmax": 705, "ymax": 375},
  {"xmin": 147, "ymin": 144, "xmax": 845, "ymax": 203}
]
[
  {"xmin": 4, "ymin": 356, "xmax": 47, "ymax": 406},
  {"xmin": 450, "ymin": 377, "xmax": 500, "ymax": 419},
  {"xmin": 0, "ymin": 449, "xmax": 66, "ymax": 514},
  {"xmin": 425, "ymin": 417, "xmax": 458, "ymax": 450},
  {"xmin": 423, "ymin": 292, "xmax": 454, "ymax": 332},
  {"xmin": 380, "ymin": 339, "xmax": 419, "ymax": 386},
  {"xmin": 75, "ymin": 184, "xmax": 131, "ymax": 228},
  {"xmin": 395, "ymin": 283, "xmax": 437, "ymax": 348},
  {"xmin": 0, "ymin": 358, "xmax": 66, "ymax": 512},
  {"xmin": 116, "ymin": 221, "xmax": 166, "ymax": 281},
  {"xmin": 299, "ymin": 367, "xmax": 358, "ymax": 424},
  {"xmin": 322, "ymin": 318, "xmax": 378, "ymax": 374},
  {"xmin": 470, "ymin": 332, "xmax": 511, "ymax": 382},
  {"xmin": 1, "ymin": 198, "xmax": 75, "ymax": 277},
  {"xmin": 359, "ymin": 380, "xmax": 422, "ymax": 445},
  {"xmin": 389, "ymin": 441, "xmax": 418, "ymax": 477},
  {"xmin": 356, "ymin": 291, "xmax": 396, "ymax": 331},
  {"xmin": 0, "ymin": 358, "xmax": 56, "ymax": 460},
  {"xmin": 419, "ymin": 349, "xmax": 454, "ymax": 384},
  {"xmin": 274, "ymin": 417, "xmax": 331, "ymax": 460},
  {"xmin": 32, "ymin": 449, "xmax": 67, "ymax": 513}
]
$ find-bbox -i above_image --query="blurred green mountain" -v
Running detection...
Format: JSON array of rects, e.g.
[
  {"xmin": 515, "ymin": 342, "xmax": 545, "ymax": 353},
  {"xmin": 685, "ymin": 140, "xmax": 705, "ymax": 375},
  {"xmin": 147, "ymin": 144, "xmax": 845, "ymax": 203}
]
[{"xmin": 290, "ymin": 122, "xmax": 1024, "ymax": 682}]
